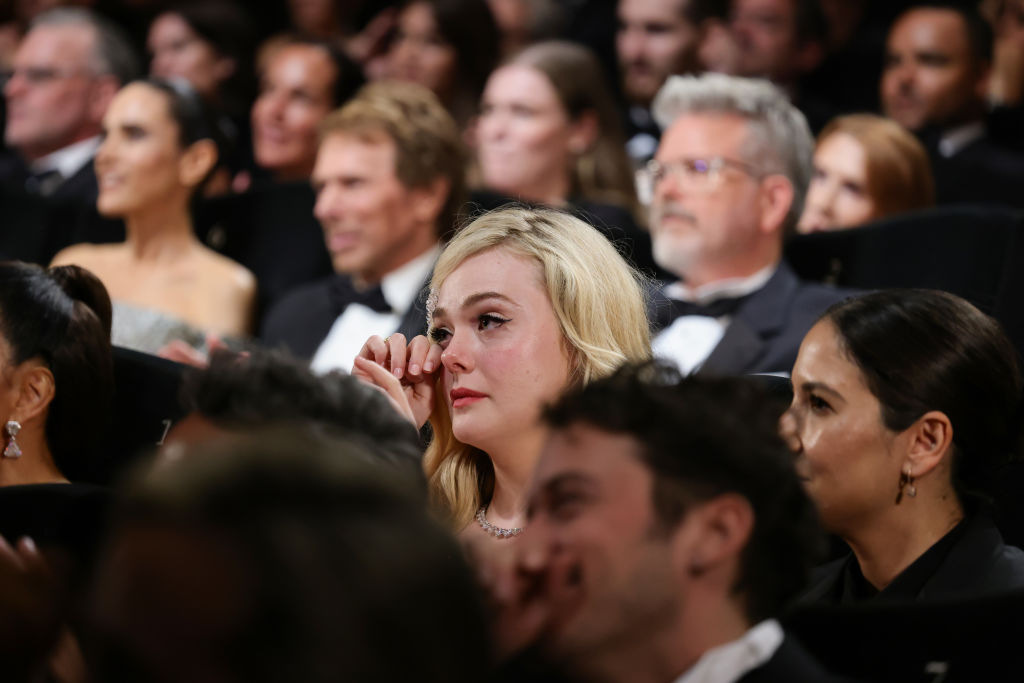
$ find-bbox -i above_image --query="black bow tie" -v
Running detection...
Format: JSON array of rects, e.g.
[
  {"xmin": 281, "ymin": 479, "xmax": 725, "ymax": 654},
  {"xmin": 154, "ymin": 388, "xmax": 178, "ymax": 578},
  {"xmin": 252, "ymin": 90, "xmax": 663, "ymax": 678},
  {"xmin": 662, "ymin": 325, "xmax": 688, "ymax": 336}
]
[
  {"xmin": 24, "ymin": 168, "xmax": 63, "ymax": 196},
  {"xmin": 656, "ymin": 294, "xmax": 748, "ymax": 328},
  {"xmin": 329, "ymin": 275, "xmax": 392, "ymax": 315}
]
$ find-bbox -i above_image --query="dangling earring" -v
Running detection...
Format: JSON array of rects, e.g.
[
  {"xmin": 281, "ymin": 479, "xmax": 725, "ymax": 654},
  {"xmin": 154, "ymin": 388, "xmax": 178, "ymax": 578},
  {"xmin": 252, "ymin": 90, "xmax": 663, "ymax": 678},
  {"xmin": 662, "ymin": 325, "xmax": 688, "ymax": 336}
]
[
  {"xmin": 3, "ymin": 420, "xmax": 21, "ymax": 458},
  {"xmin": 895, "ymin": 466, "xmax": 916, "ymax": 504}
]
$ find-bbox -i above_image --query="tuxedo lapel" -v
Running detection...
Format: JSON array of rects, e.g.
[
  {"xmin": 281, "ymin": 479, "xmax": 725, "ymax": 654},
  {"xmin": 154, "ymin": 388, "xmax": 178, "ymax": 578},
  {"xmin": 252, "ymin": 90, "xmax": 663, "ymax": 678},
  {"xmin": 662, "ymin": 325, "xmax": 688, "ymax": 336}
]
[
  {"xmin": 697, "ymin": 264, "xmax": 800, "ymax": 375},
  {"xmin": 699, "ymin": 316, "xmax": 763, "ymax": 375},
  {"xmin": 394, "ymin": 280, "xmax": 431, "ymax": 340}
]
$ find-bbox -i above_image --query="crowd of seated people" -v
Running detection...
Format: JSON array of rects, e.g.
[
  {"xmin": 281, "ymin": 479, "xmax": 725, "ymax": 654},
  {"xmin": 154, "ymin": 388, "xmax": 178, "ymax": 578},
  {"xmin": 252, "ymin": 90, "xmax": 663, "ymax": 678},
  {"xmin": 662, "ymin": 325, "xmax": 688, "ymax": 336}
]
[{"xmin": 5, "ymin": 1, "xmax": 1024, "ymax": 681}]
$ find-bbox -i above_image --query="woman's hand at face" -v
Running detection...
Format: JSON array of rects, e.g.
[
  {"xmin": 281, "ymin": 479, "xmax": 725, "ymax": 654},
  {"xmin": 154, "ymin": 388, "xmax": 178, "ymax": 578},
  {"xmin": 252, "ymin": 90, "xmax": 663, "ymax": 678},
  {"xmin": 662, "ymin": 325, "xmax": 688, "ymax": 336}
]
[{"xmin": 352, "ymin": 333, "xmax": 442, "ymax": 428}]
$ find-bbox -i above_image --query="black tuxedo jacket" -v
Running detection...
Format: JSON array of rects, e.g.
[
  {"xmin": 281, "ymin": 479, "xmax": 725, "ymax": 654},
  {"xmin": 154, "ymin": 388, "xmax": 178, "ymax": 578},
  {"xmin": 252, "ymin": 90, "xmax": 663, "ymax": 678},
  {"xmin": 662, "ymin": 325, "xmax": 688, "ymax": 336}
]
[
  {"xmin": 930, "ymin": 134, "xmax": 1024, "ymax": 209},
  {"xmin": 650, "ymin": 262, "xmax": 856, "ymax": 376},
  {"xmin": 0, "ymin": 155, "xmax": 123, "ymax": 264},
  {"xmin": 738, "ymin": 635, "xmax": 857, "ymax": 682},
  {"xmin": 260, "ymin": 273, "xmax": 430, "ymax": 361}
]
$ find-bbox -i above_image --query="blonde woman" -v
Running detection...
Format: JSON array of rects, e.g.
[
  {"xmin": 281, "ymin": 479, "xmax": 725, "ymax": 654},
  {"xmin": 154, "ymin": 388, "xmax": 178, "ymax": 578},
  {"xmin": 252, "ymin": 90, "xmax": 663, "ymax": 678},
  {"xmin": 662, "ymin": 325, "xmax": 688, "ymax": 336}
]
[{"xmin": 354, "ymin": 207, "xmax": 651, "ymax": 542}]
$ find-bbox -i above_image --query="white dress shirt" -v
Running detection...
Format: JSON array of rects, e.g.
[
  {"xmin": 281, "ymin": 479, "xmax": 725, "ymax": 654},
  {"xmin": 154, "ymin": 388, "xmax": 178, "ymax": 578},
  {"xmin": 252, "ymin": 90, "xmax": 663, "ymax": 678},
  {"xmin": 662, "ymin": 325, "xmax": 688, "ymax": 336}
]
[
  {"xmin": 937, "ymin": 121, "xmax": 986, "ymax": 158},
  {"xmin": 652, "ymin": 265, "xmax": 776, "ymax": 375},
  {"xmin": 672, "ymin": 619, "xmax": 784, "ymax": 683},
  {"xmin": 31, "ymin": 135, "xmax": 101, "ymax": 180},
  {"xmin": 310, "ymin": 245, "xmax": 440, "ymax": 375}
]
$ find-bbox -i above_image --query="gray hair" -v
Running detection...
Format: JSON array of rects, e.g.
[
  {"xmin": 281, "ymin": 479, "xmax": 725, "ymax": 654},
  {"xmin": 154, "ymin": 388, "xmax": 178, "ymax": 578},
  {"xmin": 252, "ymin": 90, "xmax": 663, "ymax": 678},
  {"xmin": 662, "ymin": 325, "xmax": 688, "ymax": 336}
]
[
  {"xmin": 31, "ymin": 7, "xmax": 140, "ymax": 85},
  {"xmin": 652, "ymin": 73, "xmax": 814, "ymax": 230}
]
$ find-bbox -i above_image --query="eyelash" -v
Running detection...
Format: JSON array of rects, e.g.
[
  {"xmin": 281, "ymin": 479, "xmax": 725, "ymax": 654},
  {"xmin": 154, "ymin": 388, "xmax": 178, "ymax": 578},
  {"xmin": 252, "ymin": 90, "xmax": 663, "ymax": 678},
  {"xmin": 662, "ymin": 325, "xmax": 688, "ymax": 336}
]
[
  {"xmin": 428, "ymin": 314, "xmax": 510, "ymax": 345},
  {"xmin": 808, "ymin": 393, "xmax": 831, "ymax": 412}
]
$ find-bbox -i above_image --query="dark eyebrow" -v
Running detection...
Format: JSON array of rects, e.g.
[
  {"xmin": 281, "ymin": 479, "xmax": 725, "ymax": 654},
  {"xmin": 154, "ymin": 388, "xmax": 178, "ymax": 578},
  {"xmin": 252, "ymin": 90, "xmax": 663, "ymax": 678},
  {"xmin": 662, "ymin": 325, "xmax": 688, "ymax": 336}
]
[
  {"xmin": 431, "ymin": 291, "xmax": 517, "ymax": 321},
  {"xmin": 798, "ymin": 381, "xmax": 845, "ymax": 404},
  {"xmin": 528, "ymin": 472, "xmax": 594, "ymax": 519}
]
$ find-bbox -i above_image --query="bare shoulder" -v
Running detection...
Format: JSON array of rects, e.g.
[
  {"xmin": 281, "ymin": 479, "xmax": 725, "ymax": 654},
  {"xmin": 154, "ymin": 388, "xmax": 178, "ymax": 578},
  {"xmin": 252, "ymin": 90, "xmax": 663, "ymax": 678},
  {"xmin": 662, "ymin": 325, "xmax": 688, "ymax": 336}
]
[
  {"xmin": 50, "ymin": 243, "xmax": 125, "ymax": 271},
  {"xmin": 196, "ymin": 245, "xmax": 256, "ymax": 292}
]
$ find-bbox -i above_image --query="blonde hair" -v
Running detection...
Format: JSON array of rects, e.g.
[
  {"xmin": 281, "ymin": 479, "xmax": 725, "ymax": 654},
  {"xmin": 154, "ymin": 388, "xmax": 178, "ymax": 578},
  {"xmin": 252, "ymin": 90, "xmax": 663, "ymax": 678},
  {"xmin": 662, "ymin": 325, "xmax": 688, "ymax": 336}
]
[
  {"xmin": 817, "ymin": 114, "xmax": 935, "ymax": 217},
  {"xmin": 423, "ymin": 207, "xmax": 652, "ymax": 527}
]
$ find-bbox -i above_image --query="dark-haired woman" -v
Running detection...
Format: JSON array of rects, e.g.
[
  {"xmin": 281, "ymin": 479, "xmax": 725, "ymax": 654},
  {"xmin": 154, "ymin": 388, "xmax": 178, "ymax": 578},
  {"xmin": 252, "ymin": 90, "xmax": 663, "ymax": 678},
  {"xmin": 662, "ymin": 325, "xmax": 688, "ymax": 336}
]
[
  {"xmin": 52, "ymin": 79, "xmax": 256, "ymax": 355},
  {"xmin": 782, "ymin": 290, "xmax": 1024, "ymax": 603},
  {"xmin": 385, "ymin": 0, "xmax": 500, "ymax": 130}
]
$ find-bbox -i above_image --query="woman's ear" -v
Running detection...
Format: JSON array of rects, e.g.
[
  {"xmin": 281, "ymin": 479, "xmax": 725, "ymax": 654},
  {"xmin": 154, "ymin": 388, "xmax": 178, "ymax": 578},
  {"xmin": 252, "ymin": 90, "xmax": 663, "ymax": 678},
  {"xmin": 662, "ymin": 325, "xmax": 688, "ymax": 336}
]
[
  {"xmin": 567, "ymin": 110, "xmax": 599, "ymax": 155},
  {"xmin": 904, "ymin": 410, "xmax": 954, "ymax": 478},
  {"xmin": 178, "ymin": 138, "xmax": 219, "ymax": 188},
  {"xmin": 9, "ymin": 360, "xmax": 55, "ymax": 426}
]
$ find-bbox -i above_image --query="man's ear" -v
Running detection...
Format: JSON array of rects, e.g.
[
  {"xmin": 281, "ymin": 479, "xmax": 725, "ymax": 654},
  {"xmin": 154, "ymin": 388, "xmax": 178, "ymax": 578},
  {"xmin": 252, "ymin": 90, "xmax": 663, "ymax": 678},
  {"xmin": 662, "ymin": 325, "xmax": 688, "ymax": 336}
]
[
  {"xmin": 673, "ymin": 494, "xmax": 753, "ymax": 578},
  {"xmin": 9, "ymin": 360, "xmax": 55, "ymax": 426},
  {"xmin": 975, "ymin": 61, "xmax": 994, "ymax": 101},
  {"xmin": 409, "ymin": 177, "xmax": 451, "ymax": 224},
  {"xmin": 213, "ymin": 56, "xmax": 237, "ymax": 83},
  {"xmin": 902, "ymin": 410, "xmax": 954, "ymax": 479},
  {"xmin": 89, "ymin": 75, "xmax": 121, "ymax": 127},
  {"xmin": 794, "ymin": 40, "xmax": 825, "ymax": 75},
  {"xmin": 757, "ymin": 174, "xmax": 794, "ymax": 236},
  {"xmin": 179, "ymin": 139, "xmax": 218, "ymax": 188}
]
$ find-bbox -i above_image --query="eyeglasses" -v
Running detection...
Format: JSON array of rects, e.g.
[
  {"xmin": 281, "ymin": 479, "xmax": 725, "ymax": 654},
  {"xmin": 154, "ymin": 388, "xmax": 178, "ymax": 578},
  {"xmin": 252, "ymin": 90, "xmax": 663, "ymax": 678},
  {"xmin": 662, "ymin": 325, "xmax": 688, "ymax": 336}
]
[
  {"xmin": 1, "ymin": 66, "xmax": 88, "ymax": 87},
  {"xmin": 638, "ymin": 156, "xmax": 764, "ymax": 196}
]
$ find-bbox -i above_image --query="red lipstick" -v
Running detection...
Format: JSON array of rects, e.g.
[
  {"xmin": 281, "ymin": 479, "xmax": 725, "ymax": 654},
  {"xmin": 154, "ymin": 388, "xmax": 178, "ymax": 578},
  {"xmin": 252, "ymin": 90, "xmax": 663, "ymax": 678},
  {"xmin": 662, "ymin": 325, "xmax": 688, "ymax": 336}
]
[{"xmin": 450, "ymin": 387, "xmax": 487, "ymax": 408}]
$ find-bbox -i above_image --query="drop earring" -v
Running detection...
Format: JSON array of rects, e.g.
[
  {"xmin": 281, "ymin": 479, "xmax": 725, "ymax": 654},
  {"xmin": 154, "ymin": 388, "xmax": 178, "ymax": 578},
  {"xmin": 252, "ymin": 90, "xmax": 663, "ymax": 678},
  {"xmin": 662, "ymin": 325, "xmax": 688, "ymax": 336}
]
[
  {"xmin": 4, "ymin": 420, "xmax": 21, "ymax": 458},
  {"xmin": 895, "ymin": 466, "xmax": 916, "ymax": 504}
]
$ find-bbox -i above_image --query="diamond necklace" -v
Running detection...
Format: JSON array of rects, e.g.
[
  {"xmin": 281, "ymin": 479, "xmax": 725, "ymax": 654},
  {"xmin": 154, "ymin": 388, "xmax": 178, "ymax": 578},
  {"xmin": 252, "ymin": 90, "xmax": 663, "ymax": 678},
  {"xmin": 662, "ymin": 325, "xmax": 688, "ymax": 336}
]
[{"xmin": 475, "ymin": 506, "xmax": 523, "ymax": 538}]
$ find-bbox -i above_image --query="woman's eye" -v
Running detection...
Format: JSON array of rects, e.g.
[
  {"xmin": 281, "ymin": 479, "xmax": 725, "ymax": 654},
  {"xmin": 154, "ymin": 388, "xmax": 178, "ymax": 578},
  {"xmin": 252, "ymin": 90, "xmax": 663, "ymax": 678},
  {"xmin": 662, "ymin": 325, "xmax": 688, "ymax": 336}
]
[
  {"xmin": 478, "ymin": 314, "xmax": 509, "ymax": 330},
  {"xmin": 429, "ymin": 327, "xmax": 451, "ymax": 345},
  {"xmin": 808, "ymin": 393, "xmax": 831, "ymax": 412}
]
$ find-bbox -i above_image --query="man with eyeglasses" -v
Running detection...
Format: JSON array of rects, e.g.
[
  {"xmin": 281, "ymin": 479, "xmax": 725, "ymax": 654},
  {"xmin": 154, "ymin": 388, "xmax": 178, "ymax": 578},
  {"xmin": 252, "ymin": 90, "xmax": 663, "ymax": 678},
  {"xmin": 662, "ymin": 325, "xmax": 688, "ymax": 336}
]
[
  {"xmin": 1, "ymin": 8, "xmax": 137, "ymax": 202},
  {"xmin": 642, "ymin": 73, "xmax": 851, "ymax": 376}
]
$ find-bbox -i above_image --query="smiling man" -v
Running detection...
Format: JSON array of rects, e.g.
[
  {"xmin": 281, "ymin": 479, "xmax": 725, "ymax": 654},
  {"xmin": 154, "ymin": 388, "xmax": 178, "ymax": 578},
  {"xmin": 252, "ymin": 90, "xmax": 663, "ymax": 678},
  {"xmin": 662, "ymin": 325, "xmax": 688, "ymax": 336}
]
[
  {"xmin": 493, "ymin": 363, "xmax": 837, "ymax": 683},
  {"xmin": 880, "ymin": 3, "xmax": 1024, "ymax": 207},
  {"xmin": 1, "ymin": 8, "xmax": 137, "ymax": 200},
  {"xmin": 616, "ymin": 0, "xmax": 722, "ymax": 165},
  {"xmin": 259, "ymin": 81, "xmax": 465, "ymax": 372}
]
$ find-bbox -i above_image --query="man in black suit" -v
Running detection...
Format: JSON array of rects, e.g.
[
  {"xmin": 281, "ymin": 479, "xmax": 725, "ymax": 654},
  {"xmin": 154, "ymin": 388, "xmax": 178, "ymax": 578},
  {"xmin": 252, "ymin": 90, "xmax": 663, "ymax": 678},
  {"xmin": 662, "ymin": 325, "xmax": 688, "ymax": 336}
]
[
  {"xmin": 492, "ymin": 364, "xmax": 844, "ymax": 682},
  {"xmin": 1, "ymin": 8, "xmax": 137, "ymax": 202},
  {"xmin": 260, "ymin": 81, "xmax": 464, "ymax": 373},
  {"xmin": 881, "ymin": 4, "xmax": 1024, "ymax": 208},
  {"xmin": 0, "ymin": 8, "xmax": 138, "ymax": 262},
  {"xmin": 643, "ymin": 73, "xmax": 849, "ymax": 376},
  {"xmin": 616, "ymin": 0, "xmax": 722, "ymax": 166}
]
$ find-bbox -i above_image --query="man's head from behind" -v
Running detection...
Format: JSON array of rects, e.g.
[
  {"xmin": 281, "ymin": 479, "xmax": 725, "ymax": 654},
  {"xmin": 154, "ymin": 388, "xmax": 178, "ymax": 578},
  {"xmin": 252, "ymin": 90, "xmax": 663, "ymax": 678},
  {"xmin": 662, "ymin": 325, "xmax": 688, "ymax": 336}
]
[
  {"xmin": 528, "ymin": 363, "xmax": 822, "ymax": 670},
  {"xmin": 89, "ymin": 431, "xmax": 489, "ymax": 683},
  {"xmin": 4, "ymin": 8, "xmax": 138, "ymax": 161},
  {"xmin": 645, "ymin": 73, "xmax": 812, "ymax": 287},
  {"xmin": 312, "ymin": 80, "xmax": 465, "ymax": 286},
  {"xmin": 881, "ymin": 4, "xmax": 992, "ymax": 133},
  {"xmin": 169, "ymin": 348, "xmax": 424, "ymax": 484},
  {"xmin": 616, "ymin": 0, "xmax": 721, "ymax": 106}
]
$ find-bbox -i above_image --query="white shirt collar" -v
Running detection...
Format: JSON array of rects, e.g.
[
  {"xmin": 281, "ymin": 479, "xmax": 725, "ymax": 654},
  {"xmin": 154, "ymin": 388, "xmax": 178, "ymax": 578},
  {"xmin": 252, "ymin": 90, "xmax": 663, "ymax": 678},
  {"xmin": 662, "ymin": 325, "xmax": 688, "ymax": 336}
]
[
  {"xmin": 672, "ymin": 619, "xmax": 784, "ymax": 683},
  {"xmin": 379, "ymin": 244, "xmax": 440, "ymax": 314},
  {"xmin": 938, "ymin": 121, "xmax": 986, "ymax": 158},
  {"xmin": 30, "ymin": 135, "xmax": 101, "ymax": 179},
  {"xmin": 665, "ymin": 264, "xmax": 777, "ymax": 305}
]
